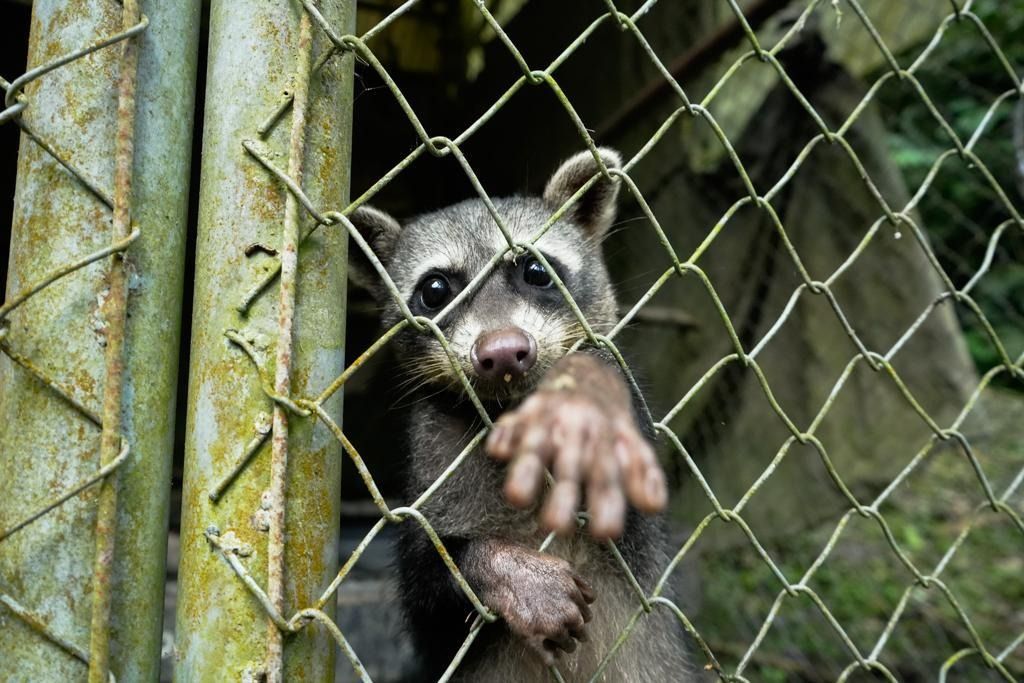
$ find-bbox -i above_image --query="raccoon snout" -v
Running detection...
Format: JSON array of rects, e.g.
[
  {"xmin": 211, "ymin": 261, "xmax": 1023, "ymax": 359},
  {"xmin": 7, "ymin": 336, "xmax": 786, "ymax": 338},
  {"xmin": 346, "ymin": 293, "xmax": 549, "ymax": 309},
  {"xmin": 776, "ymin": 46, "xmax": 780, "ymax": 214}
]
[{"xmin": 470, "ymin": 327, "xmax": 538, "ymax": 382}]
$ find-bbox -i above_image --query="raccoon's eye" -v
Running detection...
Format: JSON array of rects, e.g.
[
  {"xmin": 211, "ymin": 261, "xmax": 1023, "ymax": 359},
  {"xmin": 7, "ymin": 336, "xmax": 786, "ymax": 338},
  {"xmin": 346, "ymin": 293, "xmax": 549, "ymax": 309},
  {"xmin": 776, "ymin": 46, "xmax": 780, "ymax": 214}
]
[
  {"xmin": 419, "ymin": 274, "xmax": 452, "ymax": 309},
  {"xmin": 522, "ymin": 257, "xmax": 553, "ymax": 288}
]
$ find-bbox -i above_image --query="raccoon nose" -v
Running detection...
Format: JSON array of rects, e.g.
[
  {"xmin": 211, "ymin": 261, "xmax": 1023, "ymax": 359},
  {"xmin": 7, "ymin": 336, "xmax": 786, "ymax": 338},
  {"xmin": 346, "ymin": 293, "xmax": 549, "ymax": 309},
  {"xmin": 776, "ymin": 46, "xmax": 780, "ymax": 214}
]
[{"xmin": 471, "ymin": 327, "xmax": 538, "ymax": 382}]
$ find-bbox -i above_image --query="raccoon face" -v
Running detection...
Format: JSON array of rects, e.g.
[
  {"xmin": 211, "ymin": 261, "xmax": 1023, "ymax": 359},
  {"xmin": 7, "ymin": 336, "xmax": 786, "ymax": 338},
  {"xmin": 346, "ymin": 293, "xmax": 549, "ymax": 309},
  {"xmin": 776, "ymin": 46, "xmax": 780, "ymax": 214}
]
[{"xmin": 351, "ymin": 148, "xmax": 622, "ymax": 403}]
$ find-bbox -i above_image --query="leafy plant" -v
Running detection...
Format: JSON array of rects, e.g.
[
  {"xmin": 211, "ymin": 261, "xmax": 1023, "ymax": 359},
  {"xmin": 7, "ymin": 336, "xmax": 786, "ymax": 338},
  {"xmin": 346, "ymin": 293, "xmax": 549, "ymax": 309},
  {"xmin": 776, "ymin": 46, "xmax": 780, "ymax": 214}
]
[{"xmin": 875, "ymin": 0, "xmax": 1024, "ymax": 382}]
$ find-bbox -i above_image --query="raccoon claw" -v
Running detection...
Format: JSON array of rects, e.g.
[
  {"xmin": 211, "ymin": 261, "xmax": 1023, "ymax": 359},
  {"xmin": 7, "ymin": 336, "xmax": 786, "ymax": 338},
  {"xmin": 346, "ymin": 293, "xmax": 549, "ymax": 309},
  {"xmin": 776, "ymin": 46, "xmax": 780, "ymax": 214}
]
[
  {"xmin": 478, "ymin": 548, "xmax": 594, "ymax": 665},
  {"xmin": 487, "ymin": 381, "xmax": 667, "ymax": 539}
]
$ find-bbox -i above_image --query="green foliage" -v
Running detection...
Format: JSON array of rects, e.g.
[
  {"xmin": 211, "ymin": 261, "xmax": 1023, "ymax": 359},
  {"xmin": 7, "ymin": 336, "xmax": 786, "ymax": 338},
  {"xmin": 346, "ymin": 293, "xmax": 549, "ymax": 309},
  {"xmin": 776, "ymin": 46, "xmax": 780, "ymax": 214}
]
[
  {"xmin": 876, "ymin": 0, "xmax": 1024, "ymax": 381},
  {"xmin": 695, "ymin": 391, "xmax": 1024, "ymax": 681},
  {"xmin": 688, "ymin": 7, "xmax": 1024, "ymax": 678}
]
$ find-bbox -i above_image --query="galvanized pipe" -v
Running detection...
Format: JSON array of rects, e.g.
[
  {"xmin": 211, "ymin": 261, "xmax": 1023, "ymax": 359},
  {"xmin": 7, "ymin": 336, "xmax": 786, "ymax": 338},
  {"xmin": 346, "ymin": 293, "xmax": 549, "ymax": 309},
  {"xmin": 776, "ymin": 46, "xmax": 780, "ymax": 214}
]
[
  {"xmin": 105, "ymin": 2, "xmax": 201, "ymax": 679},
  {"xmin": 0, "ymin": 0, "xmax": 200, "ymax": 681},
  {"xmin": 174, "ymin": 0, "xmax": 353, "ymax": 679}
]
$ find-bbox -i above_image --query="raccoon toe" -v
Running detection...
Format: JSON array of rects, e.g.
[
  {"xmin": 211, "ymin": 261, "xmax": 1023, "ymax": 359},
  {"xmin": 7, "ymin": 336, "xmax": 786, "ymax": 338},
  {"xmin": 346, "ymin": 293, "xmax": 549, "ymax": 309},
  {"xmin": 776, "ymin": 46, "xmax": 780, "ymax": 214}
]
[
  {"xmin": 524, "ymin": 606, "xmax": 588, "ymax": 663},
  {"xmin": 485, "ymin": 550, "xmax": 595, "ymax": 662}
]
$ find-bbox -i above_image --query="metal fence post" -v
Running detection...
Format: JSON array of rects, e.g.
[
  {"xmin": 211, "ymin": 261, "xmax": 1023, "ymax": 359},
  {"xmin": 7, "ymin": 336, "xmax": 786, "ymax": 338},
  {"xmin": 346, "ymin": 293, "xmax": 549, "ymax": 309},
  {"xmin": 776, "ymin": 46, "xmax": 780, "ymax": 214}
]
[
  {"xmin": 173, "ymin": 0, "xmax": 353, "ymax": 679},
  {"xmin": 0, "ymin": 0, "xmax": 200, "ymax": 681}
]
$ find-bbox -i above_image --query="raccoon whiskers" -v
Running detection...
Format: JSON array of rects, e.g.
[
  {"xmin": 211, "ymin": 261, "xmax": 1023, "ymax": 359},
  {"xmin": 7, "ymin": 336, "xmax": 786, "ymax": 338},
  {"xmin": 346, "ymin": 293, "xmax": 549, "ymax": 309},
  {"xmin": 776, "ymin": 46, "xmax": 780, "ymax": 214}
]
[
  {"xmin": 393, "ymin": 358, "xmax": 449, "ymax": 389},
  {"xmin": 393, "ymin": 382, "xmax": 453, "ymax": 410},
  {"xmin": 602, "ymin": 216, "xmax": 648, "ymax": 238},
  {"xmin": 391, "ymin": 356, "xmax": 465, "ymax": 406},
  {"xmin": 391, "ymin": 373, "xmax": 449, "ymax": 409}
]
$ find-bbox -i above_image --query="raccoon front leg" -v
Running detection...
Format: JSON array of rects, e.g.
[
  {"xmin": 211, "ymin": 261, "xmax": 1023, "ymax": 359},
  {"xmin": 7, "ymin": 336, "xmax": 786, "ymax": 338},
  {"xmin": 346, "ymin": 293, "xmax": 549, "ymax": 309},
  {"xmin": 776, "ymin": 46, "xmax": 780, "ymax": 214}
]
[
  {"xmin": 486, "ymin": 352, "xmax": 667, "ymax": 539},
  {"xmin": 460, "ymin": 538, "xmax": 595, "ymax": 665}
]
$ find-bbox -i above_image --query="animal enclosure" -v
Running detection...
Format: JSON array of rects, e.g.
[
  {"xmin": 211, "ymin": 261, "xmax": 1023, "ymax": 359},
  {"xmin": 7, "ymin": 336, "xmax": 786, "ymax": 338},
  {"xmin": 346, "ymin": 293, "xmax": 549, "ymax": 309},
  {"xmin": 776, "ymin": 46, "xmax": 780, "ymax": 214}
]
[{"xmin": 0, "ymin": 0, "xmax": 1023, "ymax": 681}]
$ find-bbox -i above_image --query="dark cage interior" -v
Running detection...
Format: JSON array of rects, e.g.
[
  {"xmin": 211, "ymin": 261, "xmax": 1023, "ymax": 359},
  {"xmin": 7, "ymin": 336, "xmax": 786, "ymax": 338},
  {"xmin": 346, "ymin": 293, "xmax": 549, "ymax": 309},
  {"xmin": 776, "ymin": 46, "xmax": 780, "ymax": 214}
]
[{"xmin": 1, "ymin": 1, "xmax": 1023, "ymax": 682}]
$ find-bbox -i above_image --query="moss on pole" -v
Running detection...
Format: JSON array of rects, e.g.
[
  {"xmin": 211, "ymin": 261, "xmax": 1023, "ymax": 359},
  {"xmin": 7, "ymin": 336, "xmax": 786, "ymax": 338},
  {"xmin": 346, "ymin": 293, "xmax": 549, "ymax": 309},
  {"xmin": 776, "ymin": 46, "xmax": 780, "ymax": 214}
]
[
  {"xmin": 173, "ymin": 0, "xmax": 354, "ymax": 679},
  {"xmin": 0, "ymin": 0, "xmax": 201, "ymax": 680}
]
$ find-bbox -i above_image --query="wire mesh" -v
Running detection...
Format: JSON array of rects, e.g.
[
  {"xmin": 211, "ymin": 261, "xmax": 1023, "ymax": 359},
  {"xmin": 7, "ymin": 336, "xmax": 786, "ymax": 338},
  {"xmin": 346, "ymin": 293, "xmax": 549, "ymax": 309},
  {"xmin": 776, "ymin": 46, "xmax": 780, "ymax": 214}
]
[
  {"xmin": 0, "ymin": 1, "xmax": 147, "ymax": 681},
  {"xmin": 188, "ymin": 0, "xmax": 1024, "ymax": 680},
  {"xmin": 2, "ymin": 0, "xmax": 1022, "ymax": 681}
]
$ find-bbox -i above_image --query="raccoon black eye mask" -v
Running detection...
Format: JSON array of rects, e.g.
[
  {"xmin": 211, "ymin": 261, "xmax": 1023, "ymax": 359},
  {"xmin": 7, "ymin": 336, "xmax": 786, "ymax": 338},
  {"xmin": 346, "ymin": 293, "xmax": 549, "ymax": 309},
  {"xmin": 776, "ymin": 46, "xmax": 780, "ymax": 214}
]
[{"xmin": 349, "ymin": 149, "xmax": 684, "ymax": 681}]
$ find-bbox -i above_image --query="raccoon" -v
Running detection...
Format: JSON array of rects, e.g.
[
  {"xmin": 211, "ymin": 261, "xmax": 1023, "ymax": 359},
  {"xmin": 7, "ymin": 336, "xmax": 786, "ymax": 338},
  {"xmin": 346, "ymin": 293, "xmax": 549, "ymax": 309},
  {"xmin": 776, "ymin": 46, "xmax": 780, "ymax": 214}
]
[{"xmin": 350, "ymin": 149, "xmax": 689, "ymax": 682}]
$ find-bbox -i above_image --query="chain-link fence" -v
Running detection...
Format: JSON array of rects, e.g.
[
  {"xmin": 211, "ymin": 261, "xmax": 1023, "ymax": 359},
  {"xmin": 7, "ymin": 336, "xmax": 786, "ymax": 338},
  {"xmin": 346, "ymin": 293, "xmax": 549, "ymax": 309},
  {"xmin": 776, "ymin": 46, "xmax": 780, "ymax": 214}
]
[
  {"xmin": 1, "ymin": 0, "xmax": 1022, "ymax": 681},
  {"xmin": 0, "ymin": 5, "xmax": 146, "ymax": 682},
  {"xmin": 0, "ymin": 0, "xmax": 197, "ymax": 681}
]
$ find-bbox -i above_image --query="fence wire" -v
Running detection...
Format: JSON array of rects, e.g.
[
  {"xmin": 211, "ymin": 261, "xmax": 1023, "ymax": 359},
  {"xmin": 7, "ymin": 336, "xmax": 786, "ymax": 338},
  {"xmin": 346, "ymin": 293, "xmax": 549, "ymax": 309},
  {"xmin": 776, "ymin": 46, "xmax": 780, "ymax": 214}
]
[
  {"xmin": 197, "ymin": 0, "xmax": 1024, "ymax": 680},
  {"xmin": 2, "ymin": 0, "xmax": 1022, "ymax": 681},
  {"xmin": 0, "ymin": 1, "xmax": 146, "ymax": 682}
]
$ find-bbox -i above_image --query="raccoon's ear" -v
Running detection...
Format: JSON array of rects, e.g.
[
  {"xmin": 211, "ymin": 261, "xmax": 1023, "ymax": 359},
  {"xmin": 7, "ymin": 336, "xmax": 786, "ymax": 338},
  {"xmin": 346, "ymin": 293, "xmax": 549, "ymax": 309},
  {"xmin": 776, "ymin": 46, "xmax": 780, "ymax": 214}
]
[
  {"xmin": 347, "ymin": 205, "xmax": 402, "ymax": 293},
  {"xmin": 543, "ymin": 147, "xmax": 622, "ymax": 236}
]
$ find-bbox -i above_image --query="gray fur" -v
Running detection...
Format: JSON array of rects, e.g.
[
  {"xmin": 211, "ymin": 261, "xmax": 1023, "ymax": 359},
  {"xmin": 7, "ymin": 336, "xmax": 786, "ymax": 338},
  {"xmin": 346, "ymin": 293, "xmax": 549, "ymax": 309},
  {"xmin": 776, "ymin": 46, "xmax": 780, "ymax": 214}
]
[
  {"xmin": 353, "ymin": 149, "xmax": 690, "ymax": 681},
  {"xmin": 353, "ymin": 193, "xmax": 621, "ymax": 401},
  {"xmin": 405, "ymin": 401, "xmax": 690, "ymax": 682}
]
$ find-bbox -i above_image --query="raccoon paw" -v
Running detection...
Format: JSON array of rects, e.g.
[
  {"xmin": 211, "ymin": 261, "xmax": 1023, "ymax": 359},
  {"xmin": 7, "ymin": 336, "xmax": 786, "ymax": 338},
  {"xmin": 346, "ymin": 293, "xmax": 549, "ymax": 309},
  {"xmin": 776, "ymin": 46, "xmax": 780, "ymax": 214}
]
[
  {"xmin": 486, "ymin": 385, "xmax": 666, "ymax": 539},
  {"xmin": 481, "ymin": 547, "xmax": 595, "ymax": 665}
]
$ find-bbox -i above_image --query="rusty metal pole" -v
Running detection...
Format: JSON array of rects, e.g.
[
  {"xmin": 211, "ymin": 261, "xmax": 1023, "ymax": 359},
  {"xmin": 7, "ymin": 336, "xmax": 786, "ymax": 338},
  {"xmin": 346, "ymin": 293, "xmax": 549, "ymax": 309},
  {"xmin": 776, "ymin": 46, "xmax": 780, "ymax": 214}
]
[
  {"xmin": 174, "ymin": 0, "xmax": 353, "ymax": 679},
  {"xmin": 87, "ymin": 1, "xmax": 143, "ymax": 680},
  {"xmin": 0, "ymin": 0, "xmax": 200, "ymax": 681}
]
